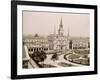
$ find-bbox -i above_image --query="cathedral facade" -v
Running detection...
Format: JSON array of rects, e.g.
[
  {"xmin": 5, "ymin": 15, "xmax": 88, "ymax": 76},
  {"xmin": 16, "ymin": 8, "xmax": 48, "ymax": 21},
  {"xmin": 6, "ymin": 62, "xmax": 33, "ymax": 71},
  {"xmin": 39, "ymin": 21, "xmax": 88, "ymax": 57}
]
[{"xmin": 50, "ymin": 18, "xmax": 69, "ymax": 52}]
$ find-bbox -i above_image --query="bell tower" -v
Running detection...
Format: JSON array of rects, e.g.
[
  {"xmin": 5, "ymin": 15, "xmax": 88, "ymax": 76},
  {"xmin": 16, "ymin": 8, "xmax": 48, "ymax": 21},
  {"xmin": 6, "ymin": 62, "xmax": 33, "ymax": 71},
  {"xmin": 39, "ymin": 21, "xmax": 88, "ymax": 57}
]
[{"xmin": 58, "ymin": 17, "xmax": 64, "ymax": 36}]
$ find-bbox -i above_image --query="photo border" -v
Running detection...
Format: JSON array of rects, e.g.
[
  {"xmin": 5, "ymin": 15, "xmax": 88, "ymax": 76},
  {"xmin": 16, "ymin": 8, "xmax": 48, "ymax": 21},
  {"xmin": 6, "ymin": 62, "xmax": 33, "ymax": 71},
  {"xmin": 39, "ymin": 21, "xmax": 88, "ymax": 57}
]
[{"xmin": 11, "ymin": 1, "xmax": 98, "ymax": 79}]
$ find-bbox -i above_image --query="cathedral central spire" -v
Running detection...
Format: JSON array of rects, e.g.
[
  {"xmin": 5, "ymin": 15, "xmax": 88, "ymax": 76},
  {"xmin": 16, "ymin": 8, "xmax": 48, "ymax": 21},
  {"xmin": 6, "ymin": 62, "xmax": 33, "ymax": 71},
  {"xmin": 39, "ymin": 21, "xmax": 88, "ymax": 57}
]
[
  {"xmin": 58, "ymin": 17, "xmax": 64, "ymax": 36},
  {"xmin": 60, "ymin": 17, "xmax": 63, "ymax": 27}
]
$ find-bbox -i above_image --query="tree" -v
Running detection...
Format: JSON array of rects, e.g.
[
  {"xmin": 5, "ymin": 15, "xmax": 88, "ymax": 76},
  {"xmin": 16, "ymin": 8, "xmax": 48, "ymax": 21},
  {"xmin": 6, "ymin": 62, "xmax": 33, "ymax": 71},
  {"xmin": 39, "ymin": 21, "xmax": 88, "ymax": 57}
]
[
  {"xmin": 51, "ymin": 53, "xmax": 58, "ymax": 61},
  {"xmin": 32, "ymin": 51, "xmax": 47, "ymax": 63}
]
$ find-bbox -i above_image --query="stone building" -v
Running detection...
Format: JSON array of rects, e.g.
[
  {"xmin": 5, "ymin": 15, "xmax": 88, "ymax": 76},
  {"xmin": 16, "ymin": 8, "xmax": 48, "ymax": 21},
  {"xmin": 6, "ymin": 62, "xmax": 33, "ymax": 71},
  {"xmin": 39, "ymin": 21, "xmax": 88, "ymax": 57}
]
[
  {"xmin": 23, "ymin": 34, "xmax": 49, "ymax": 54},
  {"xmin": 47, "ymin": 17, "xmax": 69, "ymax": 53},
  {"xmin": 69, "ymin": 37, "xmax": 90, "ymax": 49}
]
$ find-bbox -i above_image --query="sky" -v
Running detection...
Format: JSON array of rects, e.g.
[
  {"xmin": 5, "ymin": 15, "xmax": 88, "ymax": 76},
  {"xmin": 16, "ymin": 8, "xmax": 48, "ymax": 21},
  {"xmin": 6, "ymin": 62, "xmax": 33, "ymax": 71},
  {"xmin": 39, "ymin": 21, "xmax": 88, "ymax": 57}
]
[{"xmin": 23, "ymin": 11, "xmax": 90, "ymax": 37}]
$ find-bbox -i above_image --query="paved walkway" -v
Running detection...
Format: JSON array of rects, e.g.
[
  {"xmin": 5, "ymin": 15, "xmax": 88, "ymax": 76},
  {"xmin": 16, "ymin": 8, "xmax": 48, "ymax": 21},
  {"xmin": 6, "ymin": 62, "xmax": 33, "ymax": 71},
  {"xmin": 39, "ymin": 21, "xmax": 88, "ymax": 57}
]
[
  {"xmin": 43, "ymin": 54, "xmax": 84, "ymax": 67},
  {"xmin": 28, "ymin": 58, "xmax": 40, "ymax": 68}
]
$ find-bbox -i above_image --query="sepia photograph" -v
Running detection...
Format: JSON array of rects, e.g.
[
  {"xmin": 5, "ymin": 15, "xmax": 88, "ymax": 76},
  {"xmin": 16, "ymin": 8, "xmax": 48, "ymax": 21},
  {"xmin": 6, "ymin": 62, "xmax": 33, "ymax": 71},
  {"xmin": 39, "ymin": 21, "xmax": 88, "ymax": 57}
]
[
  {"xmin": 22, "ymin": 11, "xmax": 90, "ymax": 69},
  {"xmin": 11, "ymin": 1, "xmax": 97, "ymax": 79}
]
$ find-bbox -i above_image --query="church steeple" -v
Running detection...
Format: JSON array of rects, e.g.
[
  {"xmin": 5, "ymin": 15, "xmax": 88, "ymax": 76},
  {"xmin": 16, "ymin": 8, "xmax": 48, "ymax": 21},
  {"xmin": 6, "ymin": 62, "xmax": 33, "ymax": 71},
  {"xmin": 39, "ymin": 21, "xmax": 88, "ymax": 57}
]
[
  {"xmin": 58, "ymin": 17, "xmax": 64, "ymax": 36},
  {"xmin": 67, "ymin": 28, "xmax": 70, "ymax": 40},
  {"xmin": 53, "ymin": 25, "xmax": 56, "ymax": 35},
  {"xmin": 60, "ymin": 17, "xmax": 63, "ymax": 28}
]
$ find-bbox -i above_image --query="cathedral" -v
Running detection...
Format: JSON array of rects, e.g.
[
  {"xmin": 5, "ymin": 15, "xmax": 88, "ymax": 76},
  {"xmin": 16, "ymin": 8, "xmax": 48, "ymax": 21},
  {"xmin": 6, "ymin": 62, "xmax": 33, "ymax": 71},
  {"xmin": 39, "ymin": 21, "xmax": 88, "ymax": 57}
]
[
  {"xmin": 22, "ymin": 17, "xmax": 90, "ymax": 68},
  {"xmin": 23, "ymin": 17, "xmax": 90, "ymax": 55},
  {"xmin": 48, "ymin": 17, "xmax": 70, "ymax": 52}
]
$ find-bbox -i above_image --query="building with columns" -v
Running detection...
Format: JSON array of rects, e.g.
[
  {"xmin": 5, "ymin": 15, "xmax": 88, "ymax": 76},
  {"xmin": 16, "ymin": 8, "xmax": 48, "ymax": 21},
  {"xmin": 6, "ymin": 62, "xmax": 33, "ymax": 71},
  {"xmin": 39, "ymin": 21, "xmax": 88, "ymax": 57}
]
[{"xmin": 23, "ymin": 34, "xmax": 49, "ymax": 54}]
